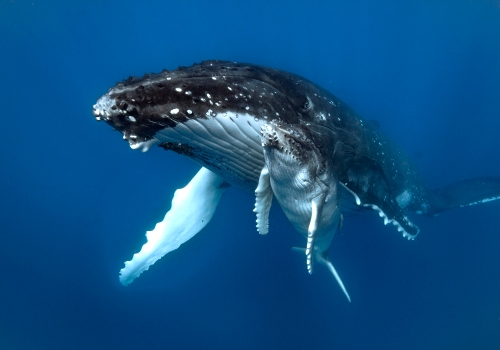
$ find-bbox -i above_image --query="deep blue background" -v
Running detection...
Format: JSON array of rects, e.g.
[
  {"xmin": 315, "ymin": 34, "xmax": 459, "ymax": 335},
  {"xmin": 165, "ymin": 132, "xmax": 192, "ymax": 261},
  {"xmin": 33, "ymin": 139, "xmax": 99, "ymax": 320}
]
[{"xmin": 1, "ymin": 1, "xmax": 499, "ymax": 349}]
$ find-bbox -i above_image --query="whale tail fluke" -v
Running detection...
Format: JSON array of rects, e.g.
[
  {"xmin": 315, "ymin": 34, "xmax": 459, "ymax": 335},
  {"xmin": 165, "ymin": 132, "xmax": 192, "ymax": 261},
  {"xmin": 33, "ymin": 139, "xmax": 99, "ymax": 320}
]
[{"xmin": 427, "ymin": 177, "xmax": 500, "ymax": 216}]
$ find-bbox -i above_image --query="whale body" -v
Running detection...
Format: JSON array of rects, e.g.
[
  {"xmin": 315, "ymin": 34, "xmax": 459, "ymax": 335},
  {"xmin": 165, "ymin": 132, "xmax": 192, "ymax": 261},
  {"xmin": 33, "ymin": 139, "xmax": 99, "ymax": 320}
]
[{"xmin": 93, "ymin": 60, "xmax": 500, "ymax": 301}]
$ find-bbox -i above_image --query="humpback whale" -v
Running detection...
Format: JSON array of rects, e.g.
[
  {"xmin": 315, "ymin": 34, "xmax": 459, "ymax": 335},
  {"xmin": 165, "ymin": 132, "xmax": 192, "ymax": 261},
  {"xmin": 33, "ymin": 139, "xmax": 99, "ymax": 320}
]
[{"xmin": 92, "ymin": 60, "xmax": 500, "ymax": 301}]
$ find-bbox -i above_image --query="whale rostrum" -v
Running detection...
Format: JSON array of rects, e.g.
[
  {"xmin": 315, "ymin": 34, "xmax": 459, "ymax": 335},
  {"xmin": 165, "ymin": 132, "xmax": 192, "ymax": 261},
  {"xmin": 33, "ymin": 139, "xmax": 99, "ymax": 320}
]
[{"xmin": 93, "ymin": 60, "xmax": 500, "ymax": 301}]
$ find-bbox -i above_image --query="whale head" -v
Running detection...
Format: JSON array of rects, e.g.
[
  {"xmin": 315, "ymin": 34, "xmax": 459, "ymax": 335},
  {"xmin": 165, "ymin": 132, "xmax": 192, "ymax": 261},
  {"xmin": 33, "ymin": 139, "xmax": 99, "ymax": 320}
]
[
  {"xmin": 92, "ymin": 61, "xmax": 303, "ymax": 146},
  {"xmin": 92, "ymin": 61, "xmax": 346, "ymax": 191},
  {"xmin": 91, "ymin": 61, "xmax": 349, "ymax": 151}
]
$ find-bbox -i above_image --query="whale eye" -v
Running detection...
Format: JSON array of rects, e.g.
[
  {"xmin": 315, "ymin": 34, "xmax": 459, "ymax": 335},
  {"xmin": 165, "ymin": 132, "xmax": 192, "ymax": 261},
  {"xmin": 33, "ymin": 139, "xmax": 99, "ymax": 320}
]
[{"xmin": 302, "ymin": 101, "xmax": 310, "ymax": 109}]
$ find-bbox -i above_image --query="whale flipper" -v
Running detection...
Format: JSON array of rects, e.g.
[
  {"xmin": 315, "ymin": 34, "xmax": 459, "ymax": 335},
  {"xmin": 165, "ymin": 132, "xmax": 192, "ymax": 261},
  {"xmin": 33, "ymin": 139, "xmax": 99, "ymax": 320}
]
[
  {"xmin": 316, "ymin": 251, "xmax": 351, "ymax": 303},
  {"xmin": 341, "ymin": 156, "xmax": 420, "ymax": 239},
  {"xmin": 305, "ymin": 193, "xmax": 327, "ymax": 274},
  {"xmin": 253, "ymin": 165, "xmax": 273, "ymax": 235},
  {"xmin": 119, "ymin": 167, "xmax": 229, "ymax": 285},
  {"xmin": 291, "ymin": 247, "xmax": 351, "ymax": 302},
  {"xmin": 427, "ymin": 177, "xmax": 500, "ymax": 216}
]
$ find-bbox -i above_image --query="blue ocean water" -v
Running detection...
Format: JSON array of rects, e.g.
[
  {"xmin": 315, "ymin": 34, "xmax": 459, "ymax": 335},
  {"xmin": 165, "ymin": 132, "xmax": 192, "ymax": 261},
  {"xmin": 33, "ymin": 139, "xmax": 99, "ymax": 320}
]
[{"xmin": 1, "ymin": 0, "xmax": 499, "ymax": 349}]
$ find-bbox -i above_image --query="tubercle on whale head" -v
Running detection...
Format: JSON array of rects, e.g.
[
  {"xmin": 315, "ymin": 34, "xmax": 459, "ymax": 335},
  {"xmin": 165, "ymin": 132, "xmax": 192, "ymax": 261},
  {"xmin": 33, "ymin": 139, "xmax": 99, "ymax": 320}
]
[{"xmin": 91, "ymin": 91, "xmax": 162, "ymax": 147}]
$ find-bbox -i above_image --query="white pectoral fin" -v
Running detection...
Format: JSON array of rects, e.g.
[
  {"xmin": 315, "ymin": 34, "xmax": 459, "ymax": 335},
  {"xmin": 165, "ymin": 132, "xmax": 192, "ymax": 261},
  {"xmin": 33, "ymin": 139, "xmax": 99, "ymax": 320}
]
[
  {"xmin": 305, "ymin": 193, "xmax": 326, "ymax": 274},
  {"xmin": 253, "ymin": 165, "xmax": 273, "ymax": 234},
  {"xmin": 316, "ymin": 253, "xmax": 351, "ymax": 303},
  {"xmin": 119, "ymin": 167, "xmax": 229, "ymax": 286},
  {"xmin": 291, "ymin": 247, "xmax": 351, "ymax": 303}
]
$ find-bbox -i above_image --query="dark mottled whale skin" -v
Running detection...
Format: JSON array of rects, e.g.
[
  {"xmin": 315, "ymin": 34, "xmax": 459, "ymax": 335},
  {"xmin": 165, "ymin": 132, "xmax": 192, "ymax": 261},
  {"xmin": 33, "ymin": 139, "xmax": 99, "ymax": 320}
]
[{"xmin": 93, "ymin": 60, "xmax": 500, "ymax": 241}]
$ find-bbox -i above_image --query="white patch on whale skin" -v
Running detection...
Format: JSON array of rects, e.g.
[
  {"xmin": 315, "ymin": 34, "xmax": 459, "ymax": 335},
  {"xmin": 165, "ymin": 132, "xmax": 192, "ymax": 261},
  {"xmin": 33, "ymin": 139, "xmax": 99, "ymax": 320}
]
[
  {"xmin": 130, "ymin": 139, "xmax": 160, "ymax": 152},
  {"xmin": 119, "ymin": 167, "xmax": 227, "ymax": 285},
  {"xmin": 92, "ymin": 95, "xmax": 116, "ymax": 120},
  {"xmin": 460, "ymin": 196, "xmax": 500, "ymax": 207},
  {"xmin": 396, "ymin": 189, "xmax": 412, "ymax": 209}
]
